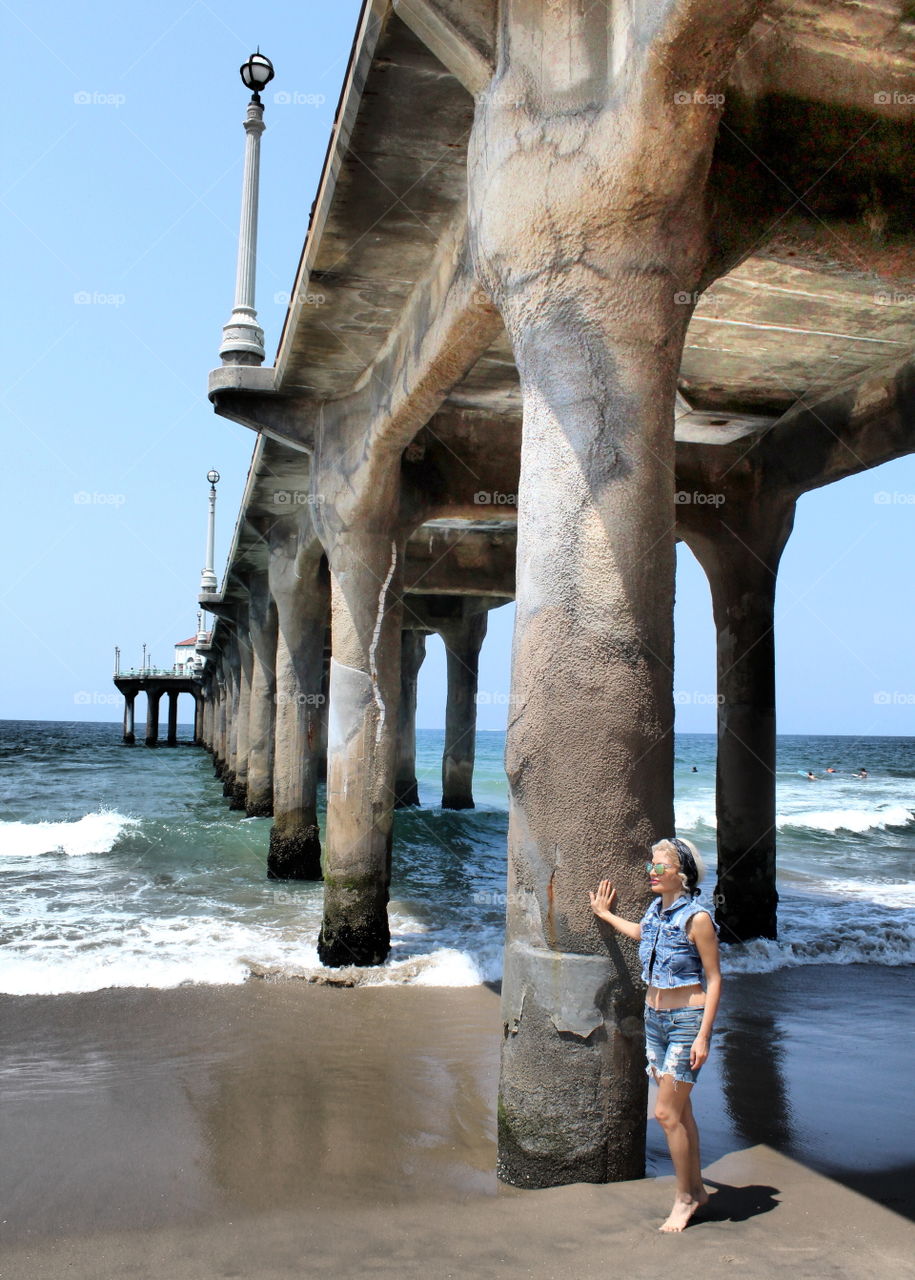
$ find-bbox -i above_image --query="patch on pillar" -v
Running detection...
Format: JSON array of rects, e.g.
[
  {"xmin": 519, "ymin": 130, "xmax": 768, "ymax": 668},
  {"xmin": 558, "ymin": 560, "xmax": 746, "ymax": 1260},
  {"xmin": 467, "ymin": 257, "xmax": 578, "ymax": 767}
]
[{"xmin": 502, "ymin": 940, "xmax": 613, "ymax": 1040}]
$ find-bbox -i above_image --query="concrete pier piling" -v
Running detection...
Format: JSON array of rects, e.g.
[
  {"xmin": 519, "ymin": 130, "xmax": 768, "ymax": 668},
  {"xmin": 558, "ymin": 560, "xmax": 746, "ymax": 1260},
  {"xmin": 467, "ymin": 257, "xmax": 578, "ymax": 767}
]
[
  {"xmin": 439, "ymin": 607, "xmax": 487, "ymax": 810},
  {"xmin": 394, "ymin": 629, "xmax": 426, "ymax": 808},
  {"xmin": 267, "ymin": 529, "xmax": 328, "ymax": 880}
]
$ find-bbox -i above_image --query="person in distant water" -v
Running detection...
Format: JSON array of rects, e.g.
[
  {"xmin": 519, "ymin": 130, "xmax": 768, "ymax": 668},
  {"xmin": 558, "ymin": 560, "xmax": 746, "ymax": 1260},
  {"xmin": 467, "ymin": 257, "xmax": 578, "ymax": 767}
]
[
  {"xmin": 806, "ymin": 770, "xmax": 818, "ymax": 781},
  {"xmin": 853, "ymin": 767, "xmax": 868, "ymax": 779},
  {"xmin": 691, "ymin": 766, "xmax": 698, "ymax": 773},
  {"xmin": 589, "ymin": 837, "xmax": 721, "ymax": 1233},
  {"xmin": 826, "ymin": 766, "xmax": 836, "ymax": 774}
]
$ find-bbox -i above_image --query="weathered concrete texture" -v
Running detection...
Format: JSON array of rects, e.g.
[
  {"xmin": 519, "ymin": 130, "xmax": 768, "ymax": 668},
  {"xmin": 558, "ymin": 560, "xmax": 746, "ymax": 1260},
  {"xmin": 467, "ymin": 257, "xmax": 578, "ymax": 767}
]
[
  {"xmin": 267, "ymin": 527, "xmax": 328, "ymax": 880},
  {"xmin": 317, "ymin": 527, "xmax": 406, "ymax": 968},
  {"xmin": 438, "ymin": 606, "xmax": 486, "ymax": 809},
  {"xmin": 394, "ymin": 629, "xmax": 426, "ymax": 808},
  {"xmin": 466, "ymin": 0, "xmax": 764, "ymax": 1186},
  {"xmin": 245, "ymin": 575, "xmax": 278, "ymax": 818}
]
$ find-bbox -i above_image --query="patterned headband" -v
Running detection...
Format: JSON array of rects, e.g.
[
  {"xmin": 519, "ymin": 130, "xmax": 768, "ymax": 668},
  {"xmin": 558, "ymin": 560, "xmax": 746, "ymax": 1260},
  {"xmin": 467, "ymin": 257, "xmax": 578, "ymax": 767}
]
[{"xmin": 670, "ymin": 837, "xmax": 700, "ymax": 892}]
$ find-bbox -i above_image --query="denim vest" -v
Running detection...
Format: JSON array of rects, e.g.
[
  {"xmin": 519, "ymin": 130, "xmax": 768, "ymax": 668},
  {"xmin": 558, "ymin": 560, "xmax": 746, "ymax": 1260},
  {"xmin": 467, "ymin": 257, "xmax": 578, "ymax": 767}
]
[{"xmin": 638, "ymin": 894, "xmax": 716, "ymax": 989}]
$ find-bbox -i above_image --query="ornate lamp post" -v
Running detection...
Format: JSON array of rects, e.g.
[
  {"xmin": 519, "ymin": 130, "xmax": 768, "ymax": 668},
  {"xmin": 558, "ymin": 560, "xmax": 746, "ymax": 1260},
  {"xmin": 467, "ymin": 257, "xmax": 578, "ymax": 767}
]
[
  {"xmin": 219, "ymin": 51, "xmax": 275, "ymax": 365},
  {"xmin": 200, "ymin": 469, "xmax": 221, "ymax": 594}
]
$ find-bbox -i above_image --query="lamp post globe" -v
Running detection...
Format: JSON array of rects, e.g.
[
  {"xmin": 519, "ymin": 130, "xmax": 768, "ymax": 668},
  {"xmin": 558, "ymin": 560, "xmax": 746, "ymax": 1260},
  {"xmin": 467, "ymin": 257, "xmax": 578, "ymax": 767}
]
[
  {"xmin": 240, "ymin": 51, "xmax": 274, "ymax": 99},
  {"xmin": 207, "ymin": 469, "xmax": 220, "ymax": 487}
]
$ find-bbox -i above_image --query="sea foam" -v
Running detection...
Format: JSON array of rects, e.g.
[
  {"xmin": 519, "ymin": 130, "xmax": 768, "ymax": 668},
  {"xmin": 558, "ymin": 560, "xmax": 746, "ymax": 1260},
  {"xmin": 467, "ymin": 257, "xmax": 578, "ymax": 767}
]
[
  {"xmin": 774, "ymin": 805, "xmax": 915, "ymax": 834},
  {"xmin": 0, "ymin": 810, "xmax": 140, "ymax": 858}
]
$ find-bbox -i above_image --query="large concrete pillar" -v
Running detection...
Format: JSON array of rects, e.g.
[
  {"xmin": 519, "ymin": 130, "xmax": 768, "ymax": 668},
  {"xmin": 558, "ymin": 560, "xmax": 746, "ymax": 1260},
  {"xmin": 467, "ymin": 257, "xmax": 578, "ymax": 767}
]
[
  {"xmin": 122, "ymin": 691, "xmax": 136, "ymax": 745},
  {"xmin": 145, "ymin": 688, "xmax": 161, "ymax": 747},
  {"xmin": 467, "ymin": 0, "xmax": 760, "ymax": 1186},
  {"xmin": 438, "ymin": 608, "xmax": 487, "ymax": 809},
  {"xmin": 394, "ymin": 629, "xmax": 426, "ymax": 808},
  {"xmin": 317, "ymin": 521, "xmax": 407, "ymax": 967},
  {"xmin": 267, "ymin": 524, "xmax": 328, "ymax": 879},
  {"xmin": 245, "ymin": 575, "xmax": 278, "ymax": 818},
  {"xmin": 166, "ymin": 690, "xmax": 179, "ymax": 746},
  {"xmin": 679, "ymin": 482, "xmax": 797, "ymax": 942}
]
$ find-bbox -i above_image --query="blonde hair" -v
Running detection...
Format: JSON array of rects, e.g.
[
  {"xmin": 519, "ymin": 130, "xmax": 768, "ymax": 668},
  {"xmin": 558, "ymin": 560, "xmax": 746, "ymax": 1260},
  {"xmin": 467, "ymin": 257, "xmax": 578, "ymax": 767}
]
[{"xmin": 651, "ymin": 837, "xmax": 705, "ymax": 897}]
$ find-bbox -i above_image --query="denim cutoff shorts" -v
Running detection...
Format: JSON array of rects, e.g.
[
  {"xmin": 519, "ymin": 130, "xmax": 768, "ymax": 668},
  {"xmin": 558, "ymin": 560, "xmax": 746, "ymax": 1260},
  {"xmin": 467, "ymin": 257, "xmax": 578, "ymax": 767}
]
[{"xmin": 644, "ymin": 1004, "xmax": 705, "ymax": 1086}]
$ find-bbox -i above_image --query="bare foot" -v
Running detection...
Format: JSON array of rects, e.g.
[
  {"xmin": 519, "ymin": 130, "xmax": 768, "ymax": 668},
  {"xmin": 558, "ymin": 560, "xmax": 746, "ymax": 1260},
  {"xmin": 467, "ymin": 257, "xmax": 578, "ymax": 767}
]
[
  {"xmin": 659, "ymin": 1193, "xmax": 703, "ymax": 1232},
  {"xmin": 692, "ymin": 1184, "xmax": 709, "ymax": 1207}
]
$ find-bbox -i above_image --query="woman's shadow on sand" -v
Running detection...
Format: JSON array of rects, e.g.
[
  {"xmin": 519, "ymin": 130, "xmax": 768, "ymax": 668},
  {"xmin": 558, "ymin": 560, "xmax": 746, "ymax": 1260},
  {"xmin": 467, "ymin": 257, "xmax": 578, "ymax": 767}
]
[{"xmin": 699, "ymin": 1180, "xmax": 781, "ymax": 1223}]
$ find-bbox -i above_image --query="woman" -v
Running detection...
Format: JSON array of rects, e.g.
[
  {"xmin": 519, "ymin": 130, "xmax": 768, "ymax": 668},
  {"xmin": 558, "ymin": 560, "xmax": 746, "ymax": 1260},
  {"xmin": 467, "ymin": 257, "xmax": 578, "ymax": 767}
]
[{"xmin": 589, "ymin": 837, "xmax": 721, "ymax": 1232}]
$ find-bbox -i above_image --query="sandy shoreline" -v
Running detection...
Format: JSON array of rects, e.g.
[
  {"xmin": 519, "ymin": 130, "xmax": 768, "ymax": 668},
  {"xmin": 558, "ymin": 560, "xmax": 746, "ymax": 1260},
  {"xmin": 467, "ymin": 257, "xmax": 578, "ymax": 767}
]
[{"xmin": 1, "ymin": 965, "xmax": 912, "ymax": 1277}]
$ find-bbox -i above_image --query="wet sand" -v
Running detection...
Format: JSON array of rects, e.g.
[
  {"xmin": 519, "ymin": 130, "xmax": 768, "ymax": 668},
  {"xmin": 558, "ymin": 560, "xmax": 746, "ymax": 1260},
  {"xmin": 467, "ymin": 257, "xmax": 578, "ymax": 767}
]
[{"xmin": 0, "ymin": 965, "xmax": 912, "ymax": 1277}]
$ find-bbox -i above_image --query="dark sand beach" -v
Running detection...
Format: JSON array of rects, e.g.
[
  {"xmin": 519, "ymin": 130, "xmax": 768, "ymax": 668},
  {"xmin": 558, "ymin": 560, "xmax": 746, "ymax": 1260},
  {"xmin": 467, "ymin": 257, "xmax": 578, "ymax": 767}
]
[{"xmin": 1, "ymin": 965, "xmax": 912, "ymax": 1278}]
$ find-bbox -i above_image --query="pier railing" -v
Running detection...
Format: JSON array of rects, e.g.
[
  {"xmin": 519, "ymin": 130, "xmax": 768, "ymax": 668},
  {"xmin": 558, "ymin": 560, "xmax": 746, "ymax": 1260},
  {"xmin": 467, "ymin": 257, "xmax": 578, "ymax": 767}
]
[{"xmin": 116, "ymin": 666, "xmax": 203, "ymax": 679}]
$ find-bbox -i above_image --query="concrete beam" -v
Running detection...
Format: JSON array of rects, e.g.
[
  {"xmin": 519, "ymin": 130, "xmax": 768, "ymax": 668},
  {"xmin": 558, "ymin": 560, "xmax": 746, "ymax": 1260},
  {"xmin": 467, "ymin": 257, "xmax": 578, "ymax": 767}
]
[{"xmin": 392, "ymin": 0, "xmax": 495, "ymax": 95}]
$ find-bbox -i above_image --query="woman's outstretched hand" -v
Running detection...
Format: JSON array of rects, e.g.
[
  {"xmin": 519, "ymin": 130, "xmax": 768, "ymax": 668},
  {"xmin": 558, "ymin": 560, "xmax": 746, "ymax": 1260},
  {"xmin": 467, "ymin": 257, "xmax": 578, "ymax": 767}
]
[{"xmin": 589, "ymin": 878, "xmax": 618, "ymax": 920}]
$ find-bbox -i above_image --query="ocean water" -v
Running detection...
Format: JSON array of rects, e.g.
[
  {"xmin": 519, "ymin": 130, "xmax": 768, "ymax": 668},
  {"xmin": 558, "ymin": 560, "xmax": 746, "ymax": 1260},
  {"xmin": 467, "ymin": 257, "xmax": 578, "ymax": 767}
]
[{"xmin": 0, "ymin": 721, "xmax": 912, "ymax": 995}]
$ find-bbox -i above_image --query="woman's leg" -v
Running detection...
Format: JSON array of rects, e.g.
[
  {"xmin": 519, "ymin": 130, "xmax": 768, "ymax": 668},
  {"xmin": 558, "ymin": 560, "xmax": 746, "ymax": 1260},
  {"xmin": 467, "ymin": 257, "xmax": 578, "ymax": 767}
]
[
  {"xmin": 681, "ymin": 1094, "xmax": 707, "ymax": 1201},
  {"xmin": 653, "ymin": 1076, "xmax": 706, "ymax": 1231}
]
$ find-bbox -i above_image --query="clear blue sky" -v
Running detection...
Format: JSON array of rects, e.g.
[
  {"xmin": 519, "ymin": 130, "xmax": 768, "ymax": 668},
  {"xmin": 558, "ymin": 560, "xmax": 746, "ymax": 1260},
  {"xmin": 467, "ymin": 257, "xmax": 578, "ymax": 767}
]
[{"xmin": 2, "ymin": 0, "xmax": 913, "ymax": 736}]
